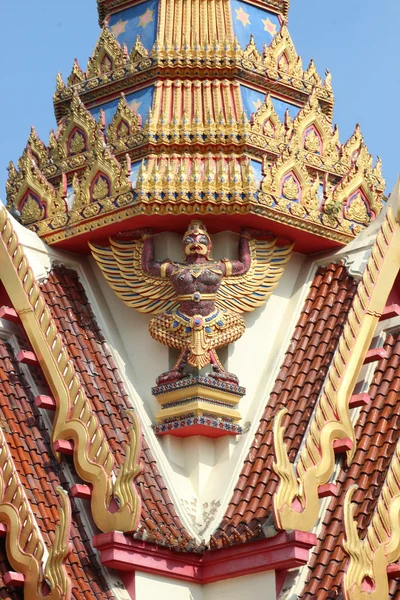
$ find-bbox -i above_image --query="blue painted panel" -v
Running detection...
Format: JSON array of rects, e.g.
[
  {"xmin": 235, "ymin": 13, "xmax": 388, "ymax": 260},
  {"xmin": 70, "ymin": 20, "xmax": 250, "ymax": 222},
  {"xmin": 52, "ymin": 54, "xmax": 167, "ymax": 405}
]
[
  {"xmin": 241, "ymin": 85, "xmax": 299, "ymax": 121},
  {"xmin": 89, "ymin": 86, "xmax": 154, "ymax": 127},
  {"xmin": 231, "ymin": 0, "xmax": 280, "ymax": 53},
  {"xmin": 108, "ymin": 0, "xmax": 158, "ymax": 52},
  {"xmin": 250, "ymin": 160, "xmax": 263, "ymax": 187},
  {"xmin": 130, "ymin": 160, "xmax": 142, "ymax": 187}
]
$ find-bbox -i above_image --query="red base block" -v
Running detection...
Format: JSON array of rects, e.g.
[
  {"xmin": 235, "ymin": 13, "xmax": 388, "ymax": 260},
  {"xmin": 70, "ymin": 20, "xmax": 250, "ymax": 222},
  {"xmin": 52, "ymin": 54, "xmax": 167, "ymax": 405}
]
[
  {"xmin": 16, "ymin": 350, "xmax": 39, "ymax": 367},
  {"xmin": 0, "ymin": 523, "xmax": 6, "ymax": 537},
  {"xmin": 156, "ymin": 424, "xmax": 239, "ymax": 438},
  {"xmin": 54, "ymin": 440, "xmax": 74, "ymax": 456},
  {"xmin": 34, "ymin": 395, "xmax": 56, "ymax": 410},
  {"xmin": 0, "ymin": 306, "xmax": 19, "ymax": 323},
  {"xmin": 318, "ymin": 483, "xmax": 340, "ymax": 499},
  {"xmin": 333, "ymin": 438, "xmax": 353, "ymax": 453},
  {"xmin": 70, "ymin": 484, "xmax": 92, "ymax": 499},
  {"xmin": 363, "ymin": 348, "xmax": 387, "ymax": 364},
  {"xmin": 388, "ymin": 563, "xmax": 400, "ymax": 578},
  {"xmin": 380, "ymin": 304, "xmax": 400, "ymax": 321},
  {"xmin": 349, "ymin": 393, "xmax": 371, "ymax": 409},
  {"xmin": 4, "ymin": 572, "xmax": 25, "ymax": 588}
]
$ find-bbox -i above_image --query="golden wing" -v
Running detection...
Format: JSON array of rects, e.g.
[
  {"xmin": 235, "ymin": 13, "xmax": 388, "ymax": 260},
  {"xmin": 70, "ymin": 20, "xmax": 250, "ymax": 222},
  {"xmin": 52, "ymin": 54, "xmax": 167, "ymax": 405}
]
[
  {"xmin": 89, "ymin": 237, "xmax": 179, "ymax": 314},
  {"xmin": 216, "ymin": 238, "xmax": 293, "ymax": 313}
]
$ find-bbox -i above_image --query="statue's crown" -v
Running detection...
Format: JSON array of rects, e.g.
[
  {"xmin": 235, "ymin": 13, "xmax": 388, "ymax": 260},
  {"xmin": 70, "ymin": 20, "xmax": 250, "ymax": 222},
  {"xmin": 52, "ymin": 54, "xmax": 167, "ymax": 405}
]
[{"xmin": 184, "ymin": 220, "xmax": 210, "ymax": 240}]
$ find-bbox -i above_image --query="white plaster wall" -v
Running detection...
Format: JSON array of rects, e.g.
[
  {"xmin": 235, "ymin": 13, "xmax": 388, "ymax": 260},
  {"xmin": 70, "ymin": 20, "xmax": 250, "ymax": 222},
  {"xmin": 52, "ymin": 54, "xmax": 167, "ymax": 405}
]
[
  {"xmin": 135, "ymin": 572, "xmax": 203, "ymax": 600},
  {"xmin": 134, "ymin": 571, "xmax": 276, "ymax": 600},
  {"xmin": 204, "ymin": 571, "xmax": 276, "ymax": 600}
]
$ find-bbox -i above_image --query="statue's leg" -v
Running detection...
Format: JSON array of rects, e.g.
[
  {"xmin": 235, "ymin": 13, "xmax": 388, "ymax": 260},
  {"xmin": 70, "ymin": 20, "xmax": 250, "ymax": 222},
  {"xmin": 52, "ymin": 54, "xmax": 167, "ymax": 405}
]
[
  {"xmin": 208, "ymin": 350, "xmax": 239, "ymax": 386},
  {"xmin": 156, "ymin": 349, "xmax": 189, "ymax": 385}
]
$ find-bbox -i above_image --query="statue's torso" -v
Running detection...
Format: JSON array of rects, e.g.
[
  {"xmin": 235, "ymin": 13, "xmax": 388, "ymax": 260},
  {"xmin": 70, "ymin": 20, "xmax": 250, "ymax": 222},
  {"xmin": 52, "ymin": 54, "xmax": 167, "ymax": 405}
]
[{"xmin": 170, "ymin": 262, "xmax": 223, "ymax": 316}]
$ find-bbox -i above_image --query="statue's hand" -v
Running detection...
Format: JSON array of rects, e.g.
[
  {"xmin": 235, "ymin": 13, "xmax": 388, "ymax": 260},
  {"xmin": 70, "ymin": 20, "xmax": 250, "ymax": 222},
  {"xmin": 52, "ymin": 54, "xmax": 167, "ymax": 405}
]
[{"xmin": 241, "ymin": 227, "xmax": 273, "ymax": 240}]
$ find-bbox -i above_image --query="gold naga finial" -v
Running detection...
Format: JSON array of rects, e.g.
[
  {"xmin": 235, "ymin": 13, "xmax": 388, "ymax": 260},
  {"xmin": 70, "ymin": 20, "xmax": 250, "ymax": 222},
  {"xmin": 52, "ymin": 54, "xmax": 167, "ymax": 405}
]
[
  {"xmin": 342, "ymin": 434, "xmax": 400, "ymax": 600},
  {"xmin": 0, "ymin": 204, "xmax": 143, "ymax": 534},
  {"xmin": 273, "ymin": 191, "xmax": 400, "ymax": 532},
  {"xmin": 0, "ymin": 413, "xmax": 72, "ymax": 600}
]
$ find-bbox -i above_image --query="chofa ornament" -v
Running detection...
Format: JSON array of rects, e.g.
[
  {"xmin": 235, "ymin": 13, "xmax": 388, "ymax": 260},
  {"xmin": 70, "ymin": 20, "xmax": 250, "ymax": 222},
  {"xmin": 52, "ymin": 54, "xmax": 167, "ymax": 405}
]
[{"xmin": 90, "ymin": 221, "xmax": 292, "ymax": 387}]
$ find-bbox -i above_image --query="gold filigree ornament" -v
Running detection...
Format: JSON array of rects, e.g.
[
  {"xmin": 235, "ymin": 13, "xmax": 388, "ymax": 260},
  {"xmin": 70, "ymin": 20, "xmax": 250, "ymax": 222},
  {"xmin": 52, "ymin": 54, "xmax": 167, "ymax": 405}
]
[
  {"xmin": 273, "ymin": 183, "xmax": 400, "ymax": 533},
  {"xmin": 282, "ymin": 175, "xmax": 299, "ymax": 200},
  {"xmin": 72, "ymin": 142, "xmax": 131, "ymax": 210},
  {"xmin": 49, "ymin": 92, "xmax": 101, "ymax": 164},
  {"xmin": 91, "ymin": 176, "xmax": 109, "ymax": 201},
  {"xmin": 345, "ymin": 193, "xmax": 369, "ymax": 224},
  {"xmin": 0, "ymin": 412, "xmax": 72, "ymax": 599},
  {"xmin": 304, "ymin": 129, "xmax": 321, "ymax": 153},
  {"xmin": 6, "ymin": 149, "xmax": 66, "ymax": 223},
  {"xmin": 0, "ymin": 204, "xmax": 143, "ymax": 533},
  {"xmin": 21, "ymin": 194, "xmax": 43, "ymax": 223},
  {"xmin": 86, "ymin": 24, "xmax": 127, "ymax": 78},
  {"xmin": 69, "ymin": 130, "xmax": 86, "ymax": 155}
]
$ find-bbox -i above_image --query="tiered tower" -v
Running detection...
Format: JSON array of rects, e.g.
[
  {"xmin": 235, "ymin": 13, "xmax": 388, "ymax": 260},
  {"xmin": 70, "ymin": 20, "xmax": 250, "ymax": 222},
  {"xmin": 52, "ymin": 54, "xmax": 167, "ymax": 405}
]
[{"xmin": 7, "ymin": 0, "xmax": 384, "ymax": 253}]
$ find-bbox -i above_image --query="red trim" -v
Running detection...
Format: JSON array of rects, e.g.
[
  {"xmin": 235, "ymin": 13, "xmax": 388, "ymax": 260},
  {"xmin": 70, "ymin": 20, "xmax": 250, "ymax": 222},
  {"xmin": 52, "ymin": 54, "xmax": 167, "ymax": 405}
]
[
  {"xmin": 380, "ymin": 304, "xmax": 400, "ymax": 320},
  {"xmin": 45, "ymin": 212, "xmax": 345, "ymax": 255},
  {"xmin": 53, "ymin": 440, "xmax": 74, "ymax": 455},
  {"xmin": 333, "ymin": 438, "xmax": 353, "ymax": 453},
  {"xmin": 70, "ymin": 484, "xmax": 92, "ymax": 500},
  {"xmin": 349, "ymin": 393, "xmax": 371, "ymax": 409},
  {"xmin": 388, "ymin": 563, "xmax": 400, "ymax": 579},
  {"xmin": 16, "ymin": 350, "xmax": 39, "ymax": 367},
  {"xmin": 0, "ymin": 306, "xmax": 20, "ymax": 323},
  {"xmin": 364, "ymin": 348, "xmax": 387, "ymax": 364},
  {"xmin": 4, "ymin": 572, "xmax": 25, "ymax": 587},
  {"xmin": 34, "ymin": 395, "xmax": 56, "ymax": 410},
  {"xmin": 93, "ymin": 531, "xmax": 316, "ymax": 585},
  {"xmin": 275, "ymin": 570, "xmax": 288, "ymax": 596},
  {"xmin": 318, "ymin": 483, "xmax": 339, "ymax": 498}
]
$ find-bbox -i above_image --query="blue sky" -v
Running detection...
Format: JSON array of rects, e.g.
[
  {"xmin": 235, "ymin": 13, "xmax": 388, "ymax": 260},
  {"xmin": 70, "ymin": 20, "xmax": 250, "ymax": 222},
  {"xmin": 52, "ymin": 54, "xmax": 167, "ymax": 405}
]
[{"xmin": 1, "ymin": 1, "xmax": 398, "ymax": 203}]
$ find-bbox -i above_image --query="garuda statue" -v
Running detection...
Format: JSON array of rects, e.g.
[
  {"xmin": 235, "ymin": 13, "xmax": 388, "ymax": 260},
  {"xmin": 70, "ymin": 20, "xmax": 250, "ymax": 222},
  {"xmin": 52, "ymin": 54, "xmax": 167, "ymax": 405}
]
[{"xmin": 90, "ymin": 221, "xmax": 292, "ymax": 386}]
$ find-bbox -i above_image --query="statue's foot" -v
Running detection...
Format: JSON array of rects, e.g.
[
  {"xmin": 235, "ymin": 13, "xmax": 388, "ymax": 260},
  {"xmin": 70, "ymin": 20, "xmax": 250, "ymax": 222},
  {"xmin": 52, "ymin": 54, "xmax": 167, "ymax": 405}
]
[
  {"xmin": 209, "ymin": 368, "xmax": 239, "ymax": 386},
  {"xmin": 156, "ymin": 369, "xmax": 187, "ymax": 386}
]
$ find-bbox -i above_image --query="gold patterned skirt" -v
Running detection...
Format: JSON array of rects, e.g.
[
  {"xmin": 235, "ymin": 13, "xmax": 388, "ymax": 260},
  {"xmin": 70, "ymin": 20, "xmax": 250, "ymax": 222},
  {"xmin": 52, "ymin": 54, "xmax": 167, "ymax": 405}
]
[{"xmin": 149, "ymin": 308, "xmax": 245, "ymax": 369}]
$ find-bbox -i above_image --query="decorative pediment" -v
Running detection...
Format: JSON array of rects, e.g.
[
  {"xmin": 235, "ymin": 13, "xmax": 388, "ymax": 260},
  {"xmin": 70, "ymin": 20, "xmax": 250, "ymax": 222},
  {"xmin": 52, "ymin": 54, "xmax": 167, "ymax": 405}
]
[
  {"xmin": 242, "ymin": 35, "xmax": 263, "ymax": 70},
  {"xmin": 68, "ymin": 58, "xmax": 85, "ymax": 86},
  {"xmin": 72, "ymin": 143, "xmax": 131, "ymax": 210},
  {"xmin": 326, "ymin": 158, "xmax": 384, "ymax": 230},
  {"xmin": 26, "ymin": 126, "xmax": 49, "ymax": 169},
  {"xmin": 264, "ymin": 26, "xmax": 303, "ymax": 80},
  {"xmin": 249, "ymin": 94, "xmax": 285, "ymax": 148},
  {"xmin": 262, "ymin": 149, "xmax": 316, "ymax": 203},
  {"xmin": 289, "ymin": 90, "xmax": 339, "ymax": 162},
  {"xmin": 129, "ymin": 35, "xmax": 151, "ymax": 70},
  {"xmin": 49, "ymin": 92, "xmax": 101, "ymax": 163},
  {"xmin": 86, "ymin": 25, "xmax": 127, "ymax": 78},
  {"xmin": 106, "ymin": 94, "xmax": 143, "ymax": 151},
  {"xmin": 6, "ymin": 150, "xmax": 66, "ymax": 224},
  {"xmin": 304, "ymin": 59, "xmax": 322, "ymax": 87},
  {"xmin": 341, "ymin": 124, "xmax": 365, "ymax": 166}
]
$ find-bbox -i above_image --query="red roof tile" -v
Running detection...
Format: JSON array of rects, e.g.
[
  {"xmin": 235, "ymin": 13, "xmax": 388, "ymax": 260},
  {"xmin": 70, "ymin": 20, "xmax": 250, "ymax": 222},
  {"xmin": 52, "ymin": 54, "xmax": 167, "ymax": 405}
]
[
  {"xmin": 212, "ymin": 263, "xmax": 358, "ymax": 547},
  {"xmin": 41, "ymin": 266, "xmax": 196, "ymax": 551},
  {"xmin": 0, "ymin": 338, "xmax": 114, "ymax": 599},
  {"xmin": 300, "ymin": 331, "xmax": 400, "ymax": 599}
]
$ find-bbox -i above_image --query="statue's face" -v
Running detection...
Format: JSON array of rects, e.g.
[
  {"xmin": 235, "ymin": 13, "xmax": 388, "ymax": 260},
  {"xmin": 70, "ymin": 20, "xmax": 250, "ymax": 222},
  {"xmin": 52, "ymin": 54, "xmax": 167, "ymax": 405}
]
[{"xmin": 182, "ymin": 232, "xmax": 211, "ymax": 258}]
